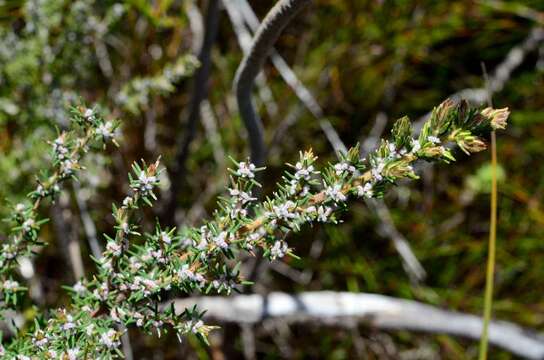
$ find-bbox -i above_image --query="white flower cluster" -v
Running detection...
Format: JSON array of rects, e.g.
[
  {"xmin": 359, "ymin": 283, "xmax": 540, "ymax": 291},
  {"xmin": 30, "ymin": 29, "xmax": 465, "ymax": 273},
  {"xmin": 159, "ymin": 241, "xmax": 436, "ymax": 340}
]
[
  {"xmin": 272, "ymin": 200, "xmax": 297, "ymax": 221},
  {"xmin": 2, "ymin": 279, "xmax": 19, "ymax": 291},
  {"xmin": 270, "ymin": 240, "xmax": 288, "ymax": 259},
  {"xmin": 185, "ymin": 319, "xmax": 204, "ymax": 334},
  {"xmin": 130, "ymin": 275, "xmax": 161, "ymax": 296},
  {"xmin": 177, "ymin": 264, "xmax": 206, "ymax": 287},
  {"xmin": 99, "ymin": 329, "xmax": 120, "ymax": 349},
  {"xmin": 371, "ymin": 159, "xmax": 386, "ymax": 181},
  {"xmin": 83, "ymin": 108, "xmax": 95, "ymax": 121},
  {"xmin": 106, "ymin": 241, "xmax": 122, "ymax": 257},
  {"xmin": 132, "ymin": 171, "xmax": 158, "ymax": 195},
  {"xmin": 229, "ymin": 188, "xmax": 256, "ymax": 204},
  {"xmin": 96, "ymin": 121, "xmax": 115, "ymax": 139},
  {"xmin": 306, "ymin": 205, "xmax": 333, "ymax": 222},
  {"xmin": 356, "ymin": 182, "xmax": 373, "ymax": 198},
  {"xmin": 235, "ymin": 161, "xmax": 256, "ymax": 179},
  {"xmin": 60, "ymin": 159, "xmax": 77, "ymax": 176},
  {"xmin": 213, "ymin": 231, "xmax": 229, "ymax": 249},
  {"xmin": 334, "ymin": 161, "xmax": 356, "ymax": 176},
  {"xmin": 325, "ymin": 183, "xmax": 347, "ymax": 203},
  {"xmin": 52, "ymin": 136, "xmax": 69, "ymax": 160},
  {"xmin": 294, "ymin": 161, "xmax": 315, "ymax": 181}
]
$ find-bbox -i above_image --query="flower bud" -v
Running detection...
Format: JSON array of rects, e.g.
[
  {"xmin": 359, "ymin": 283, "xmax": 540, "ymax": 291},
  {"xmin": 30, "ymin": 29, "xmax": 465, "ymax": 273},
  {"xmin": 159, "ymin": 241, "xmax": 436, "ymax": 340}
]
[{"xmin": 481, "ymin": 107, "xmax": 509, "ymax": 130}]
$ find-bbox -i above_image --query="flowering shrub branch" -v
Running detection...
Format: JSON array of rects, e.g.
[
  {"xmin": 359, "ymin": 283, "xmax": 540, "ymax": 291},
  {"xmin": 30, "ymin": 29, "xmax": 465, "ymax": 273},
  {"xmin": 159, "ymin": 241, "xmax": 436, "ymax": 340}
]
[
  {"xmin": 1, "ymin": 99, "xmax": 509, "ymax": 358},
  {"xmin": 0, "ymin": 105, "xmax": 118, "ymax": 309}
]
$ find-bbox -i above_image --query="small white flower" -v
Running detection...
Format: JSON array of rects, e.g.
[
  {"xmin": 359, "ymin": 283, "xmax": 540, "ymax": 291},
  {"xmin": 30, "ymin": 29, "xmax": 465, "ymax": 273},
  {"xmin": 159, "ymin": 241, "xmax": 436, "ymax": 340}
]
[
  {"xmin": 185, "ymin": 319, "xmax": 204, "ymax": 334},
  {"xmin": 53, "ymin": 138, "xmax": 69, "ymax": 159},
  {"xmin": 213, "ymin": 231, "xmax": 229, "ymax": 249},
  {"xmin": 411, "ymin": 139, "xmax": 421, "ymax": 153},
  {"xmin": 316, "ymin": 206, "xmax": 332, "ymax": 222},
  {"xmin": 195, "ymin": 236, "xmax": 209, "ymax": 250},
  {"xmin": 229, "ymin": 188, "xmax": 256, "ymax": 204},
  {"xmin": 106, "ymin": 241, "xmax": 122, "ymax": 256},
  {"xmin": 134, "ymin": 312, "xmax": 145, "ymax": 327},
  {"xmin": 122, "ymin": 196, "xmax": 133, "ymax": 207},
  {"xmin": 191, "ymin": 320, "xmax": 204, "ymax": 333},
  {"xmin": 270, "ymin": 240, "xmax": 288, "ymax": 259},
  {"xmin": 248, "ymin": 227, "xmax": 267, "ymax": 243},
  {"xmin": 32, "ymin": 331, "xmax": 48, "ymax": 348},
  {"xmin": 178, "ymin": 264, "xmax": 195, "ymax": 281},
  {"xmin": 141, "ymin": 277, "xmax": 160, "ymax": 294},
  {"xmin": 427, "ymin": 135, "xmax": 441, "ymax": 144},
  {"xmin": 61, "ymin": 315, "xmax": 76, "ymax": 331},
  {"xmin": 3, "ymin": 243, "xmax": 16, "ymax": 260},
  {"xmin": 15, "ymin": 203, "xmax": 25, "ymax": 213},
  {"xmin": 371, "ymin": 160, "xmax": 385, "ymax": 182},
  {"xmin": 100, "ymin": 329, "xmax": 120, "ymax": 349},
  {"xmin": 272, "ymin": 200, "xmax": 297, "ymax": 220},
  {"xmin": 136, "ymin": 172, "xmax": 157, "ymax": 193},
  {"xmin": 84, "ymin": 108, "xmax": 94, "ymax": 120},
  {"xmin": 110, "ymin": 307, "xmax": 125, "ymax": 323},
  {"xmin": 15, "ymin": 203, "xmax": 26, "ymax": 213},
  {"xmin": 192, "ymin": 273, "xmax": 206, "ymax": 288},
  {"xmin": 73, "ymin": 281, "xmax": 86, "ymax": 295},
  {"xmin": 388, "ymin": 142, "xmax": 397, "ymax": 155},
  {"xmin": 2, "ymin": 279, "xmax": 19, "ymax": 291},
  {"xmin": 120, "ymin": 222, "xmax": 130, "ymax": 234},
  {"xmin": 356, "ymin": 183, "xmax": 373, "ymax": 198},
  {"xmin": 22, "ymin": 218, "xmax": 35, "ymax": 232},
  {"xmin": 96, "ymin": 121, "xmax": 114, "ymax": 139},
  {"xmin": 305, "ymin": 206, "xmax": 316, "ymax": 214},
  {"xmin": 236, "ymin": 161, "xmax": 256, "ymax": 179},
  {"xmin": 93, "ymin": 282, "xmax": 109, "ymax": 300},
  {"xmin": 129, "ymin": 257, "xmax": 142, "ymax": 272},
  {"xmin": 85, "ymin": 324, "xmax": 95, "ymax": 336},
  {"xmin": 160, "ymin": 231, "xmax": 172, "ymax": 245},
  {"xmin": 334, "ymin": 162, "xmax": 356, "ymax": 176},
  {"xmin": 294, "ymin": 162, "xmax": 315, "ymax": 181},
  {"xmin": 67, "ymin": 347, "xmax": 80, "ymax": 360},
  {"xmin": 36, "ymin": 184, "xmax": 46, "ymax": 196},
  {"xmin": 325, "ymin": 183, "xmax": 346, "ymax": 203},
  {"xmin": 61, "ymin": 159, "xmax": 76, "ymax": 176}
]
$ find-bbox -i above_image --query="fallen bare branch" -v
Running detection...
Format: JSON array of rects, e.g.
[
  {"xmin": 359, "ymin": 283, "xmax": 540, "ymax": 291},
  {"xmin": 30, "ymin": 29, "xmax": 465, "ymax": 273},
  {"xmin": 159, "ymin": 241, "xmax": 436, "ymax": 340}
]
[{"xmin": 171, "ymin": 291, "xmax": 544, "ymax": 359}]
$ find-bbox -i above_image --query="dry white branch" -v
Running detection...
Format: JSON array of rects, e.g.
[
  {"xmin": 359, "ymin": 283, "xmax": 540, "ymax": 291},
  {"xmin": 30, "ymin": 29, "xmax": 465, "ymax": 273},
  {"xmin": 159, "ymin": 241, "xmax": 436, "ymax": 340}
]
[{"xmin": 171, "ymin": 291, "xmax": 544, "ymax": 359}]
